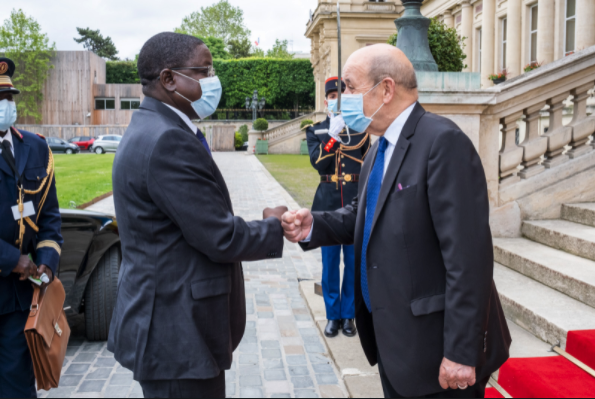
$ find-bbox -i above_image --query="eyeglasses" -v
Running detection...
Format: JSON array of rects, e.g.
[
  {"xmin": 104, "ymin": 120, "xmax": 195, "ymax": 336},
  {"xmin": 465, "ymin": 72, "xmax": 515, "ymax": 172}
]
[{"xmin": 171, "ymin": 66, "xmax": 216, "ymax": 78}]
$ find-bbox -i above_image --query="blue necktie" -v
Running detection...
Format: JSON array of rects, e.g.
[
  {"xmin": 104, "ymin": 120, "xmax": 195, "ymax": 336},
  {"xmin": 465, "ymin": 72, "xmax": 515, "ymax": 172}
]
[
  {"xmin": 361, "ymin": 137, "xmax": 388, "ymax": 313},
  {"xmin": 196, "ymin": 129, "xmax": 212, "ymax": 156}
]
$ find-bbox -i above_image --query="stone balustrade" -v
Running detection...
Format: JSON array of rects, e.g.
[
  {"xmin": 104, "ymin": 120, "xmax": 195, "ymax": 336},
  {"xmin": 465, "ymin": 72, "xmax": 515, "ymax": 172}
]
[{"xmin": 263, "ymin": 114, "xmax": 315, "ymax": 146}]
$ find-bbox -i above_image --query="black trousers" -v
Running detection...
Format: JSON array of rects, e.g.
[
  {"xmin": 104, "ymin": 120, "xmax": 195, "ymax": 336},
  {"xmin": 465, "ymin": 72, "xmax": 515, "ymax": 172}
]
[
  {"xmin": 140, "ymin": 372, "xmax": 226, "ymax": 398},
  {"xmin": 0, "ymin": 310, "xmax": 36, "ymax": 399},
  {"xmin": 378, "ymin": 352, "xmax": 489, "ymax": 399}
]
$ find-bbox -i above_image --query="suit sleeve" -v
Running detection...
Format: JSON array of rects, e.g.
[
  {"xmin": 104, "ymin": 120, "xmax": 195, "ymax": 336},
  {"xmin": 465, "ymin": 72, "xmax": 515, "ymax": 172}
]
[
  {"xmin": 307, "ymin": 128, "xmax": 338, "ymax": 172},
  {"xmin": 147, "ymin": 129, "xmax": 284, "ymax": 264},
  {"xmin": 426, "ymin": 128, "xmax": 494, "ymax": 367},
  {"xmin": 35, "ymin": 147, "xmax": 63, "ymax": 277},
  {"xmin": 0, "ymin": 239, "xmax": 21, "ymax": 277},
  {"xmin": 299, "ymin": 197, "xmax": 358, "ymax": 251}
]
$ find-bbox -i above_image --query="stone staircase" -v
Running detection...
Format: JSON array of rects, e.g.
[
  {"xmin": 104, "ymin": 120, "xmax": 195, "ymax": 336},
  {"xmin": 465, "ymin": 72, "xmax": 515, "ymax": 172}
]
[{"xmin": 493, "ymin": 202, "xmax": 595, "ymax": 349}]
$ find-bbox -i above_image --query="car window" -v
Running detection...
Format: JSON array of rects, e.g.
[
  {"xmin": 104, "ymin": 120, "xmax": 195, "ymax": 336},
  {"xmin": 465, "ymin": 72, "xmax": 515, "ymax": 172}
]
[
  {"xmin": 48, "ymin": 138, "xmax": 57, "ymax": 144},
  {"xmin": 116, "ymin": 136, "xmax": 122, "ymax": 142}
]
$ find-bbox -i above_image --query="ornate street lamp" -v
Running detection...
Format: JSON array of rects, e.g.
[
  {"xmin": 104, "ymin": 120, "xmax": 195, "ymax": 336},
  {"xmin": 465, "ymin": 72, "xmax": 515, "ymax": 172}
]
[
  {"xmin": 395, "ymin": 0, "xmax": 439, "ymax": 72},
  {"xmin": 245, "ymin": 90, "xmax": 266, "ymax": 121}
]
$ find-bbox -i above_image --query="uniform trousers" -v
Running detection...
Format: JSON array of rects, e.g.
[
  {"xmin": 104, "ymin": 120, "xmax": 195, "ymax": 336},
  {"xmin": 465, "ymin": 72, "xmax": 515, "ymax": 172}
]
[
  {"xmin": 321, "ymin": 245, "xmax": 355, "ymax": 320},
  {"xmin": 140, "ymin": 372, "xmax": 225, "ymax": 398},
  {"xmin": 378, "ymin": 351, "xmax": 489, "ymax": 399},
  {"xmin": 0, "ymin": 310, "xmax": 36, "ymax": 398}
]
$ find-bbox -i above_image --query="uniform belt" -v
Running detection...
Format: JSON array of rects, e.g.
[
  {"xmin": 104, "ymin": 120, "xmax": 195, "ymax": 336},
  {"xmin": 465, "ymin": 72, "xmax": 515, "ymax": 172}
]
[{"xmin": 320, "ymin": 174, "xmax": 359, "ymax": 183}]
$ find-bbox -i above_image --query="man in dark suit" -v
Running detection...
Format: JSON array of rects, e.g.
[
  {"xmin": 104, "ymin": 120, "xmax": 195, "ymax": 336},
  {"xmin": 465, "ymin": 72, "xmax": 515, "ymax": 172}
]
[
  {"xmin": 305, "ymin": 77, "xmax": 370, "ymax": 338},
  {"xmin": 108, "ymin": 33, "xmax": 287, "ymax": 398},
  {"xmin": 0, "ymin": 57, "xmax": 62, "ymax": 398},
  {"xmin": 282, "ymin": 44, "xmax": 511, "ymax": 398}
]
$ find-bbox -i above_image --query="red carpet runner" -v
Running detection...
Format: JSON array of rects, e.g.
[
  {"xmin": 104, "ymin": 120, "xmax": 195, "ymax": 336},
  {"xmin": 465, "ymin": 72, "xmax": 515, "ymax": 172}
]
[{"xmin": 496, "ymin": 329, "xmax": 595, "ymax": 398}]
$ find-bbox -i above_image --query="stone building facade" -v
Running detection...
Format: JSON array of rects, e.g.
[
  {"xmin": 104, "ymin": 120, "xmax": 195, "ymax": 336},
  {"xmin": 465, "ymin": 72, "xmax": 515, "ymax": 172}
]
[{"xmin": 306, "ymin": 0, "xmax": 595, "ymax": 109}]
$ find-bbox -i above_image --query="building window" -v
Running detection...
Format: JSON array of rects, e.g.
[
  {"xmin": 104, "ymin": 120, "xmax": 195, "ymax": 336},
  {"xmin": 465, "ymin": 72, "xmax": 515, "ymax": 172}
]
[
  {"xmin": 501, "ymin": 18, "xmax": 508, "ymax": 70},
  {"xmin": 477, "ymin": 28, "xmax": 482, "ymax": 73},
  {"xmin": 121, "ymin": 98, "xmax": 141, "ymax": 110},
  {"xmin": 565, "ymin": 0, "xmax": 576, "ymax": 55},
  {"xmin": 95, "ymin": 98, "xmax": 115, "ymax": 110},
  {"xmin": 530, "ymin": 5, "xmax": 538, "ymax": 63}
]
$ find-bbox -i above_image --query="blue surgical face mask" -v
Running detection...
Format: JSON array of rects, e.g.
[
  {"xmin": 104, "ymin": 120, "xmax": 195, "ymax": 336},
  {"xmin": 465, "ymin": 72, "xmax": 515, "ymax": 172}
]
[
  {"xmin": 0, "ymin": 99, "xmax": 17, "ymax": 132},
  {"xmin": 341, "ymin": 82, "xmax": 384, "ymax": 133},
  {"xmin": 173, "ymin": 72, "xmax": 222, "ymax": 119},
  {"xmin": 327, "ymin": 99, "xmax": 338, "ymax": 115}
]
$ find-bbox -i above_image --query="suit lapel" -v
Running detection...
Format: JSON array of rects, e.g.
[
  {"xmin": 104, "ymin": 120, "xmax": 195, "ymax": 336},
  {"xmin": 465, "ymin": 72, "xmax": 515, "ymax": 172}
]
[
  {"xmin": 0, "ymin": 149, "xmax": 12, "ymax": 176},
  {"xmin": 371, "ymin": 103, "xmax": 425, "ymax": 233}
]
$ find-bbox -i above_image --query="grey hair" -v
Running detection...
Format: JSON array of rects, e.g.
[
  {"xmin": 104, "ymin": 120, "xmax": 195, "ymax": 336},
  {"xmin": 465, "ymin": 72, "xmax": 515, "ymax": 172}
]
[{"xmin": 368, "ymin": 52, "xmax": 418, "ymax": 91}]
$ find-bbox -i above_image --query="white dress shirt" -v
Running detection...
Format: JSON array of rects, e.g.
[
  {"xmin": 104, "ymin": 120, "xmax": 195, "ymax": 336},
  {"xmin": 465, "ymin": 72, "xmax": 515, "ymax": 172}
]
[
  {"xmin": 0, "ymin": 130, "xmax": 14, "ymax": 157},
  {"xmin": 163, "ymin": 103, "xmax": 199, "ymax": 135},
  {"xmin": 302, "ymin": 102, "xmax": 416, "ymax": 242}
]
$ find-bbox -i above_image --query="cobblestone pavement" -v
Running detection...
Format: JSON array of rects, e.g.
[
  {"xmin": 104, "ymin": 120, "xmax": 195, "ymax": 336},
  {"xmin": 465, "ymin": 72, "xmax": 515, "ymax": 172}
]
[{"xmin": 41, "ymin": 153, "xmax": 344, "ymax": 398}]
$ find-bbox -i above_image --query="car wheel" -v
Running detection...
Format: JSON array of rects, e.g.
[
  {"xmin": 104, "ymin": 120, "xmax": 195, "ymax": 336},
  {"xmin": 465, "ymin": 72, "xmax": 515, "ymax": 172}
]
[
  {"xmin": 95, "ymin": 147, "xmax": 104, "ymax": 155},
  {"xmin": 84, "ymin": 246, "xmax": 121, "ymax": 341},
  {"xmin": 66, "ymin": 149, "xmax": 73, "ymax": 155}
]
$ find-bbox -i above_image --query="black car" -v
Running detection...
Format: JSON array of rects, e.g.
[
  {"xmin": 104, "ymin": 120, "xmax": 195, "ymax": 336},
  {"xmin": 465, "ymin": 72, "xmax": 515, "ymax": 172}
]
[
  {"xmin": 47, "ymin": 137, "xmax": 80, "ymax": 154},
  {"xmin": 59, "ymin": 209, "xmax": 120, "ymax": 341}
]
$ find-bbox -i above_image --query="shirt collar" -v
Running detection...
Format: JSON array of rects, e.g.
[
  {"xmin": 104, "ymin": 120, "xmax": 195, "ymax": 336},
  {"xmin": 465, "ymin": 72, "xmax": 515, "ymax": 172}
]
[
  {"xmin": 382, "ymin": 102, "xmax": 416, "ymax": 147},
  {"xmin": 162, "ymin": 103, "xmax": 198, "ymax": 134},
  {"xmin": 0, "ymin": 129, "xmax": 14, "ymax": 147}
]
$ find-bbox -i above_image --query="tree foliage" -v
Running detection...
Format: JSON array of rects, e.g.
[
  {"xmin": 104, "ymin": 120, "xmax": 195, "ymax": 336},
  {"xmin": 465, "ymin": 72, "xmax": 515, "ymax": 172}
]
[
  {"xmin": 0, "ymin": 9, "xmax": 55, "ymax": 123},
  {"xmin": 175, "ymin": 0, "xmax": 251, "ymax": 47},
  {"xmin": 228, "ymin": 37, "xmax": 253, "ymax": 59},
  {"xmin": 74, "ymin": 27, "xmax": 119, "ymax": 60},
  {"xmin": 266, "ymin": 39, "xmax": 294, "ymax": 60},
  {"xmin": 198, "ymin": 36, "xmax": 231, "ymax": 60},
  {"xmin": 106, "ymin": 61, "xmax": 140, "ymax": 84},
  {"xmin": 253, "ymin": 118, "xmax": 269, "ymax": 131},
  {"xmin": 387, "ymin": 18, "xmax": 467, "ymax": 72}
]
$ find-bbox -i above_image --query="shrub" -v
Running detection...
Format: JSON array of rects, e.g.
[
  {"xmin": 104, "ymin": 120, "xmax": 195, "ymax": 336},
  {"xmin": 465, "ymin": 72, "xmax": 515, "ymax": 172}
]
[
  {"xmin": 253, "ymin": 118, "xmax": 269, "ymax": 131},
  {"xmin": 488, "ymin": 70, "xmax": 508, "ymax": 81},
  {"xmin": 235, "ymin": 132, "xmax": 243, "ymax": 148},
  {"xmin": 239, "ymin": 124, "xmax": 249, "ymax": 142},
  {"xmin": 387, "ymin": 18, "xmax": 467, "ymax": 72},
  {"xmin": 300, "ymin": 119, "xmax": 314, "ymax": 129},
  {"xmin": 106, "ymin": 61, "xmax": 139, "ymax": 84},
  {"xmin": 524, "ymin": 61, "xmax": 542, "ymax": 73}
]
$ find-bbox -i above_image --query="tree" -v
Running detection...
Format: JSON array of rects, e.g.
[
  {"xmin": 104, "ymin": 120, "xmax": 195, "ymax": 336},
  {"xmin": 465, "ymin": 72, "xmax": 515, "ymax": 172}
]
[
  {"xmin": 228, "ymin": 37, "xmax": 252, "ymax": 59},
  {"xmin": 251, "ymin": 47, "xmax": 265, "ymax": 58},
  {"xmin": 387, "ymin": 18, "xmax": 466, "ymax": 72},
  {"xmin": 266, "ymin": 39, "xmax": 294, "ymax": 59},
  {"xmin": 199, "ymin": 36, "xmax": 231, "ymax": 59},
  {"xmin": 175, "ymin": 0, "xmax": 251, "ymax": 46},
  {"xmin": 74, "ymin": 27, "xmax": 119, "ymax": 60},
  {"xmin": 0, "ymin": 9, "xmax": 55, "ymax": 123}
]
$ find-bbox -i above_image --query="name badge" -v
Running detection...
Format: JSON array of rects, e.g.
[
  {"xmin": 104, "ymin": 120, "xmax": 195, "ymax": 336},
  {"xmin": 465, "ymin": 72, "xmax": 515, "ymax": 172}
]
[{"xmin": 12, "ymin": 201, "xmax": 35, "ymax": 221}]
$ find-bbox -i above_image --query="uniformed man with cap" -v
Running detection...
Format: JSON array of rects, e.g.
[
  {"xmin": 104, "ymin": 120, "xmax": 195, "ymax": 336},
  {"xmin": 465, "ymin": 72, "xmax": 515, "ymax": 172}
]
[
  {"xmin": 0, "ymin": 57, "xmax": 62, "ymax": 398},
  {"xmin": 304, "ymin": 77, "xmax": 370, "ymax": 338}
]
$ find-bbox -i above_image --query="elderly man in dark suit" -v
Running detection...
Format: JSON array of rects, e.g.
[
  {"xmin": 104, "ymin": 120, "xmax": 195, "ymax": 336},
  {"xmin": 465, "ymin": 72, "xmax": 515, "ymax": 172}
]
[
  {"xmin": 282, "ymin": 44, "xmax": 511, "ymax": 398},
  {"xmin": 108, "ymin": 33, "xmax": 287, "ymax": 398}
]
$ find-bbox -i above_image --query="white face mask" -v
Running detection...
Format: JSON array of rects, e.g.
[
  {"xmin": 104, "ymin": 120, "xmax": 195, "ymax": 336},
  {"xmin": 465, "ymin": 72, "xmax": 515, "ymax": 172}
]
[{"xmin": 0, "ymin": 99, "xmax": 17, "ymax": 132}]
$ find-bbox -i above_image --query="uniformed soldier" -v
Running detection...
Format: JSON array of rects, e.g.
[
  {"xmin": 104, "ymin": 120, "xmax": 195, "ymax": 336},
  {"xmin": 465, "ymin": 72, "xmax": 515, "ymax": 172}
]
[
  {"xmin": 304, "ymin": 77, "xmax": 370, "ymax": 338},
  {"xmin": 0, "ymin": 57, "xmax": 62, "ymax": 398}
]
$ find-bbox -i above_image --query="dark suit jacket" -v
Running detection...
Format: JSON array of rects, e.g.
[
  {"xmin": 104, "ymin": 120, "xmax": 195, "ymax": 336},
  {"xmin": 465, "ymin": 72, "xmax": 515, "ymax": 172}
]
[
  {"xmin": 306, "ymin": 117, "xmax": 370, "ymax": 212},
  {"xmin": 108, "ymin": 97, "xmax": 284, "ymax": 381},
  {"xmin": 0, "ymin": 128, "xmax": 62, "ymax": 316},
  {"xmin": 301, "ymin": 103, "xmax": 511, "ymax": 396}
]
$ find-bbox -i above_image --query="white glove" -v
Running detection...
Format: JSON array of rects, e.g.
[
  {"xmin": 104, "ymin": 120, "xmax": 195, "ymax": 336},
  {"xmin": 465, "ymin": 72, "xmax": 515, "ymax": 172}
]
[{"xmin": 328, "ymin": 114, "xmax": 345, "ymax": 141}]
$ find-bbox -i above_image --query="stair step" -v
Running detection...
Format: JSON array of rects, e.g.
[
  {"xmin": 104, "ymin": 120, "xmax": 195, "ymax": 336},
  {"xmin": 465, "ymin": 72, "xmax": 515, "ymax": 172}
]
[
  {"xmin": 562, "ymin": 203, "xmax": 595, "ymax": 227},
  {"xmin": 493, "ymin": 263, "xmax": 595, "ymax": 348},
  {"xmin": 494, "ymin": 238, "xmax": 595, "ymax": 308},
  {"xmin": 522, "ymin": 219, "xmax": 595, "ymax": 262}
]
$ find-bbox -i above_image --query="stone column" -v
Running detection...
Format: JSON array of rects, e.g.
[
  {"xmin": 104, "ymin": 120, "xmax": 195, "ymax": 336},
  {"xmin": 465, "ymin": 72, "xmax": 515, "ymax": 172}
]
[
  {"xmin": 443, "ymin": 10, "xmax": 454, "ymax": 29},
  {"xmin": 537, "ymin": 0, "xmax": 555, "ymax": 64},
  {"xmin": 461, "ymin": 1, "xmax": 474, "ymax": 73},
  {"xmin": 519, "ymin": 102, "xmax": 548, "ymax": 179},
  {"xmin": 506, "ymin": 0, "xmax": 522, "ymax": 77},
  {"xmin": 576, "ymin": 0, "xmax": 595, "ymax": 51},
  {"xmin": 499, "ymin": 112, "xmax": 524, "ymax": 186},
  {"xmin": 481, "ymin": 0, "xmax": 496, "ymax": 87},
  {"xmin": 568, "ymin": 82, "xmax": 595, "ymax": 158},
  {"xmin": 543, "ymin": 92, "xmax": 572, "ymax": 168}
]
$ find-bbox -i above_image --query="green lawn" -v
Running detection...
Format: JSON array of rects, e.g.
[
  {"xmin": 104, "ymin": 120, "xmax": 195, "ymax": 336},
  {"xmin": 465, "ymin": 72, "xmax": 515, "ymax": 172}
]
[
  {"xmin": 257, "ymin": 155, "xmax": 319, "ymax": 209},
  {"xmin": 54, "ymin": 154, "xmax": 115, "ymax": 208}
]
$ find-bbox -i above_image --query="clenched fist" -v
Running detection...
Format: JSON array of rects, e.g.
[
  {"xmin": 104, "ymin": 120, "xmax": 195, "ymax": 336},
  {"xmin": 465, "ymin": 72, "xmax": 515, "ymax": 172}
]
[{"xmin": 281, "ymin": 209, "xmax": 313, "ymax": 243}]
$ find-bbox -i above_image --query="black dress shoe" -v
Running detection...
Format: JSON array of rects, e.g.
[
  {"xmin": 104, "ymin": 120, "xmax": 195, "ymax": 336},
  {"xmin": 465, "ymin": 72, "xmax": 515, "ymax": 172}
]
[
  {"xmin": 342, "ymin": 319, "xmax": 357, "ymax": 337},
  {"xmin": 324, "ymin": 320, "xmax": 340, "ymax": 338}
]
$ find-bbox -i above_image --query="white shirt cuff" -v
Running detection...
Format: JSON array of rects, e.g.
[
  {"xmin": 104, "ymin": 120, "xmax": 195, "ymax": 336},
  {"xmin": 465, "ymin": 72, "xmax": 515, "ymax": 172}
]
[{"xmin": 301, "ymin": 221, "xmax": 314, "ymax": 243}]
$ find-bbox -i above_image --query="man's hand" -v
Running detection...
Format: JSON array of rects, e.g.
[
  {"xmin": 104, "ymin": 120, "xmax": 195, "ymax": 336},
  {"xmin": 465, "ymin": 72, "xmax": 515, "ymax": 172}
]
[
  {"xmin": 263, "ymin": 206, "xmax": 289, "ymax": 222},
  {"xmin": 282, "ymin": 209, "xmax": 313, "ymax": 243},
  {"xmin": 37, "ymin": 265, "xmax": 53, "ymax": 288},
  {"xmin": 438, "ymin": 357, "xmax": 476, "ymax": 391},
  {"xmin": 12, "ymin": 255, "xmax": 37, "ymax": 281}
]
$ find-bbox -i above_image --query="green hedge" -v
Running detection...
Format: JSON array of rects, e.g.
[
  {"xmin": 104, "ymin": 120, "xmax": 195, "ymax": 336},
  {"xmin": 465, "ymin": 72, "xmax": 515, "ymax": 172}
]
[
  {"xmin": 105, "ymin": 58, "xmax": 316, "ymax": 110},
  {"xmin": 106, "ymin": 61, "xmax": 140, "ymax": 84},
  {"xmin": 253, "ymin": 118, "xmax": 269, "ymax": 131}
]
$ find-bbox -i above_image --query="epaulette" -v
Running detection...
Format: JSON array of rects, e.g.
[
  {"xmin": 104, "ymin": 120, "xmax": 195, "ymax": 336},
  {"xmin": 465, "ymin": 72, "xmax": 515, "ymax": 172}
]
[
  {"xmin": 301, "ymin": 124, "xmax": 313, "ymax": 131},
  {"xmin": 35, "ymin": 133, "xmax": 47, "ymax": 141},
  {"xmin": 10, "ymin": 126, "xmax": 23, "ymax": 142}
]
